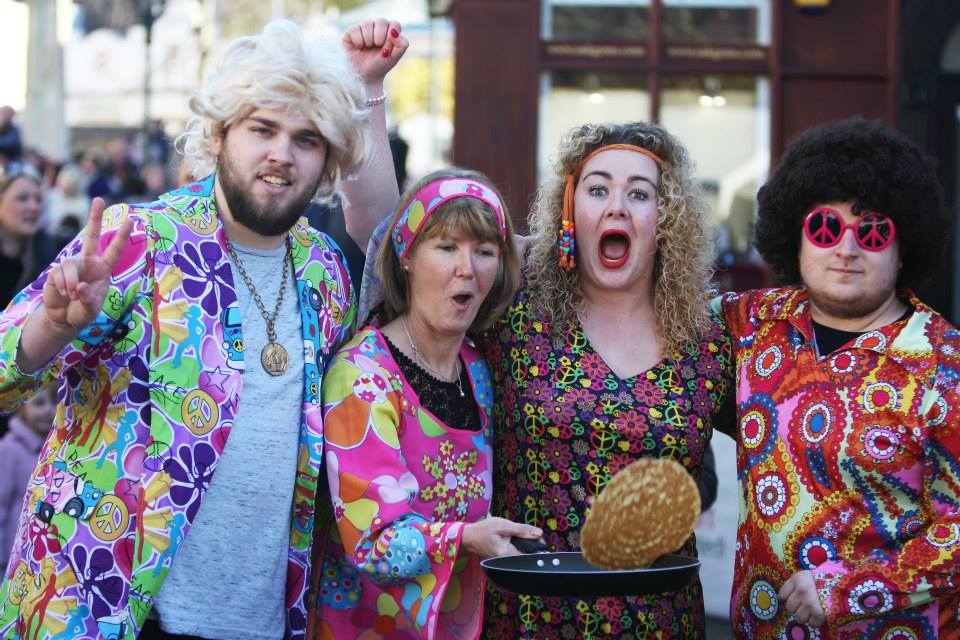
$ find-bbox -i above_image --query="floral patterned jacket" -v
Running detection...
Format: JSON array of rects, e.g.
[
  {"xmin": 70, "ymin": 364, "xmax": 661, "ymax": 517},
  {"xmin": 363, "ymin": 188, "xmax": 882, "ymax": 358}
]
[
  {"xmin": 312, "ymin": 327, "xmax": 494, "ymax": 640},
  {"xmin": 716, "ymin": 287, "xmax": 960, "ymax": 639},
  {"xmin": 0, "ymin": 175, "xmax": 355, "ymax": 640}
]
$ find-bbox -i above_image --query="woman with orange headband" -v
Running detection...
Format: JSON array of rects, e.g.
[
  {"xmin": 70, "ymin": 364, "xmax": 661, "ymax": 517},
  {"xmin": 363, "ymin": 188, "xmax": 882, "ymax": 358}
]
[
  {"xmin": 479, "ymin": 122, "xmax": 733, "ymax": 639},
  {"xmin": 352, "ymin": 123, "xmax": 732, "ymax": 638}
]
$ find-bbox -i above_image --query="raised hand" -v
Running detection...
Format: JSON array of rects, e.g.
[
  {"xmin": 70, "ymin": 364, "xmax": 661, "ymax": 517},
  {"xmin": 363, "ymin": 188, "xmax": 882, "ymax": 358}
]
[
  {"xmin": 342, "ymin": 19, "xmax": 409, "ymax": 85},
  {"xmin": 461, "ymin": 517, "xmax": 543, "ymax": 560},
  {"xmin": 42, "ymin": 198, "xmax": 134, "ymax": 335}
]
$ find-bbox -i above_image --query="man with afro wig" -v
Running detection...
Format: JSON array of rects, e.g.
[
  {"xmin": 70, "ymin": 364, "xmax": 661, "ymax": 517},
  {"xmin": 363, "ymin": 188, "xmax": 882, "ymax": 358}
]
[{"xmin": 715, "ymin": 117, "xmax": 960, "ymax": 639}]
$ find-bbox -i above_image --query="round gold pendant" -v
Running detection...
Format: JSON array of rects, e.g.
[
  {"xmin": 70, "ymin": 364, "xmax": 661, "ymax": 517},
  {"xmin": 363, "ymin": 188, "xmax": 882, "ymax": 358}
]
[{"xmin": 261, "ymin": 342, "xmax": 289, "ymax": 376}]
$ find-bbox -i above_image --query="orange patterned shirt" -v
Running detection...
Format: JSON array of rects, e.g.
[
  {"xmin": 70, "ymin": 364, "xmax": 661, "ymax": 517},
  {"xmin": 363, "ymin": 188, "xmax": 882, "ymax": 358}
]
[{"xmin": 717, "ymin": 287, "xmax": 960, "ymax": 640}]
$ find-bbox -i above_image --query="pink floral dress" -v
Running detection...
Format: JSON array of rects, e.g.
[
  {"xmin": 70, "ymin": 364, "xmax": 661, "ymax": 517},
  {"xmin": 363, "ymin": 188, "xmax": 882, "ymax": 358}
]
[{"xmin": 314, "ymin": 327, "xmax": 496, "ymax": 640}]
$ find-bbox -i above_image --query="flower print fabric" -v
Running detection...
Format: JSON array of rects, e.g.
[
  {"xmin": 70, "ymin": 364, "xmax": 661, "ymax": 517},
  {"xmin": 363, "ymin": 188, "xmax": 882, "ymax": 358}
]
[
  {"xmin": 314, "ymin": 327, "xmax": 495, "ymax": 640},
  {"xmin": 716, "ymin": 287, "xmax": 960, "ymax": 640},
  {"xmin": 480, "ymin": 283, "xmax": 733, "ymax": 640},
  {"xmin": 0, "ymin": 175, "xmax": 355, "ymax": 640}
]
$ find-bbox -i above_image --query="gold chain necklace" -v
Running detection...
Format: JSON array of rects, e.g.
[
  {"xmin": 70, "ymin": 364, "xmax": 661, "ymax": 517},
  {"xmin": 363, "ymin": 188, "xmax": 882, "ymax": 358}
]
[
  {"xmin": 225, "ymin": 237, "xmax": 292, "ymax": 376},
  {"xmin": 400, "ymin": 316, "xmax": 464, "ymax": 397}
]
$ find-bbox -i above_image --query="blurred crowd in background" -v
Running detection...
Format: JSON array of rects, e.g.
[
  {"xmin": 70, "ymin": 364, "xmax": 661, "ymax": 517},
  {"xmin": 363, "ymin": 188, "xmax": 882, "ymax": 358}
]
[
  {"xmin": 1, "ymin": 106, "xmax": 180, "ymax": 261},
  {"xmin": 0, "ymin": 106, "xmax": 184, "ymax": 447}
]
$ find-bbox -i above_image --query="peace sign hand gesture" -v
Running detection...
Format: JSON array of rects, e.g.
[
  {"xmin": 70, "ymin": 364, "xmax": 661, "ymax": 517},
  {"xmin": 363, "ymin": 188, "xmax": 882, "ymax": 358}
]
[{"xmin": 42, "ymin": 198, "xmax": 134, "ymax": 335}]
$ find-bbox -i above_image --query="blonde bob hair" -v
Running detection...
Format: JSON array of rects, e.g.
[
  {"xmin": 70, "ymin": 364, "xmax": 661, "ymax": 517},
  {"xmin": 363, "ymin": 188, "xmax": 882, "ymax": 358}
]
[
  {"xmin": 526, "ymin": 121, "xmax": 715, "ymax": 357},
  {"xmin": 377, "ymin": 168, "xmax": 520, "ymax": 334},
  {"xmin": 178, "ymin": 19, "xmax": 370, "ymax": 202}
]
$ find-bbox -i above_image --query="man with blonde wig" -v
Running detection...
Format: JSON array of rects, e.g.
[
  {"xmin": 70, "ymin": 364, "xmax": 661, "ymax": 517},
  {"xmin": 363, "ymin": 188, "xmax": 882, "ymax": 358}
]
[{"xmin": 0, "ymin": 18, "xmax": 406, "ymax": 640}]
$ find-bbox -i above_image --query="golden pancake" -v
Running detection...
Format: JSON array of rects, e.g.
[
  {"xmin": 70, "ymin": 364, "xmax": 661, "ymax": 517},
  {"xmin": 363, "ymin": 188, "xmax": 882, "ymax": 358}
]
[{"xmin": 581, "ymin": 457, "xmax": 701, "ymax": 570}]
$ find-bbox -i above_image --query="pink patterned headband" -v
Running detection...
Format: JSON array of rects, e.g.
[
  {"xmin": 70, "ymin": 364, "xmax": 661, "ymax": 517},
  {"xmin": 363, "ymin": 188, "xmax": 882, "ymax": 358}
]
[{"xmin": 391, "ymin": 178, "xmax": 507, "ymax": 259}]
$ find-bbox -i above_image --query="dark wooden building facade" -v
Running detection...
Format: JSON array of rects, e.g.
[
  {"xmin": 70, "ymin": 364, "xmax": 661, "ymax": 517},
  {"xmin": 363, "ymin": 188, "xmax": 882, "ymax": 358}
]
[{"xmin": 449, "ymin": 0, "xmax": 960, "ymax": 320}]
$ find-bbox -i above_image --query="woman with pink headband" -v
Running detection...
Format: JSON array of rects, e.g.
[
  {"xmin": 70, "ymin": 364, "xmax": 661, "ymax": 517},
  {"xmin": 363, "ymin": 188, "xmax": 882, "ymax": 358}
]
[
  {"xmin": 478, "ymin": 121, "xmax": 733, "ymax": 639},
  {"xmin": 311, "ymin": 168, "xmax": 536, "ymax": 639}
]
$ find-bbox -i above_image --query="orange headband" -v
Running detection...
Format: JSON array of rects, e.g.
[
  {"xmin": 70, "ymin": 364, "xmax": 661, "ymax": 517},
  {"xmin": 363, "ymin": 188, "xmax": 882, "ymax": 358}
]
[{"xmin": 559, "ymin": 144, "xmax": 664, "ymax": 270}]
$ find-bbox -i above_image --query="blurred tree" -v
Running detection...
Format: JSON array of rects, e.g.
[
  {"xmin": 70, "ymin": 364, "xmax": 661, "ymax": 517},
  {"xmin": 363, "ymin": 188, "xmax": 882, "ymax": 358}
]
[
  {"xmin": 216, "ymin": 0, "xmax": 375, "ymax": 39},
  {"xmin": 322, "ymin": 0, "xmax": 369, "ymax": 11},
  {"xmin": 386, "ymin": 57, "xmax": 453, "ymax": 124},
  {"xmin": 216, "ymin": 0, "xmax": 281, "ymax": 38}
]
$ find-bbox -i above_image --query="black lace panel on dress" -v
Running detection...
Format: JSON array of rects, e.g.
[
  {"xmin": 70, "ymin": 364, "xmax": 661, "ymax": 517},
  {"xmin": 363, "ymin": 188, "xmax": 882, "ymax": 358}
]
[{"xmin": 383, "ymin": 334, "xmax": 482, "ymax": 432}]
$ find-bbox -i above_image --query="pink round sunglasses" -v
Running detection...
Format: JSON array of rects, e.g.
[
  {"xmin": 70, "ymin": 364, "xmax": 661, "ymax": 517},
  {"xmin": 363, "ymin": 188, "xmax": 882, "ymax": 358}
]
[{"xmin": 803, "ymin": 207, "xmax": 896, "ymax": 252}]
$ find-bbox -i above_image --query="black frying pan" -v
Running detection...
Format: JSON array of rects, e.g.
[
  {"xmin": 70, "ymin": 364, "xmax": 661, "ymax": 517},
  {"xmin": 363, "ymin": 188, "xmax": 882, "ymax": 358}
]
[{"xmin": 481, "ymin": 539, "xmax": 700, "ymax": 597}]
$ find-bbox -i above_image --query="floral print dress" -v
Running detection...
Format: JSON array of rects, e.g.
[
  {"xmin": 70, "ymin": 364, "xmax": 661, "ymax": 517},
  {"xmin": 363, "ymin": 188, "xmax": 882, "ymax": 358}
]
[
  {"xmin": 480, "ymin": 284, "xmax": 733, "ymax": 639},
  {"xmin": 313, "ymin": 327, "xmax": 496, "ymax": 640}
]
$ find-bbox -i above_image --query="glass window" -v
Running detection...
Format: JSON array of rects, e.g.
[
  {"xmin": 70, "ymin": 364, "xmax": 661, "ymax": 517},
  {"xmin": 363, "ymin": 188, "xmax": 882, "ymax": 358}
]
[
  {"xmin": 662, "ymin": 0, "xmax": 771, "ymax": 45},
  {"xmin": 542, "ymin": 0, "xmax": 652, "ymax": 42},
  {"xmin": 659, "ymin": 74, "xmax": 769, "ymax": 268},
  {"xmin": 537, "ymin": 70, "xmax": 650, "ymax": 181}
]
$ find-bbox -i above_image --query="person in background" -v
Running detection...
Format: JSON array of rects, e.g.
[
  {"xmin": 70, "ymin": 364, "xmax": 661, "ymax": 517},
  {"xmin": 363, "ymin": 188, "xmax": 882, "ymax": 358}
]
[
  {"xmin": 46, "ymin": 163, "xmax": 92, "ymax": 251},
  {"xmin": 143, "ymin": 119, "xmax": 172, "ymax": 167},
  {"xmin": 0, "ymin": 164, "xmax": 54, "ymax": 439},
  {"xmin": 306, "ymin": 124, "xmax": 409, "ymax": 303},
  {"xmin": 104, "ymin": 137, "xmax": 145, "ymax": 202},
  {"xmin": 80, "ymin": 148, "xmax": 114, "ymax": 202},
  {"xmin": 715, "ymin": 117, "xmax": 960, "ymax": 638},
  {"xmin": 0, "ymin": 108, "xmax": 22, "ymax": 166},
  {"xmin": 0, "ymin": 387, "xmax": 55, "ymax": 572},
  {"xmin": 139, "ymin": 162, "xmax": 171, "ymax": 201},
  {"xmin": 697, "ymin": 444, "xmax": 718, "ymax": 513},
  {"xmin": 0, "ymin": 165, "xmax": 54, "ymax": 309},
  {"xmin": 21, "ymin": 148, "xmax": 55, "ymax": 189},
  {"xmin": 388, "ymin": 126, "xmax": 409, "ymax": 190}
]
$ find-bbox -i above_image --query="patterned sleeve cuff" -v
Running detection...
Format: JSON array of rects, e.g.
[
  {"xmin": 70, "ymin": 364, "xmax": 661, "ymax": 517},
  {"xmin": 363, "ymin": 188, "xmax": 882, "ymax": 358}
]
[
  {"xmin": 8, "ymin": 328, "xmax": 58, "ymax": 382},
  {"xmin": 8, "ymin": 354, "xmax": 33, "ymax": 380},
  {"xmin": 811, "ymin": 560, "xmax": 848, "ymax": 622},
  {"xmin": 5, "ymin": 338, "xmax": 44, "ymax": 383}
]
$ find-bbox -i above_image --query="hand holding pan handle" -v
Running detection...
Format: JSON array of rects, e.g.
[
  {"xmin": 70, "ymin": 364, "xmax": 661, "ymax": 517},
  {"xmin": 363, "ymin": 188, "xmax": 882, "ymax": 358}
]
[{"xmin": 510, "ymin": 537, "xmax": 549, "ymax": 554}]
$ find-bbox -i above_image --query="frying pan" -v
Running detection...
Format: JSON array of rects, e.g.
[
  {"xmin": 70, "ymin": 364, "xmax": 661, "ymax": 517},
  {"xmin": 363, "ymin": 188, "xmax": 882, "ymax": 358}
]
[{"xmin": 481, "ymin": 539, "xmax": 700, "ymax": 597}]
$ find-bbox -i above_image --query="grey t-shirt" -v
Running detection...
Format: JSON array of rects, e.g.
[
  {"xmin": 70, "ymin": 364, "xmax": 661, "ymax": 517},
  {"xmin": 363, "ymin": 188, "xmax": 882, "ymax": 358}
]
[{"xmin": 154, "ymin": 241, "xmax": 304, "ymax": 640}]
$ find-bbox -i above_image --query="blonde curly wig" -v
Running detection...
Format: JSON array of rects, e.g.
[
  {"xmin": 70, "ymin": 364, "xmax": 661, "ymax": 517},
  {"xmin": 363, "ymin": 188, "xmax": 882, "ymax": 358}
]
[
  {"xmin": 177, "ymin": 19, "xmax": 370, "ymax": 203},
  {"xmin": 526, "ymin": 121, "xmax": 716, "ymax": 357}
]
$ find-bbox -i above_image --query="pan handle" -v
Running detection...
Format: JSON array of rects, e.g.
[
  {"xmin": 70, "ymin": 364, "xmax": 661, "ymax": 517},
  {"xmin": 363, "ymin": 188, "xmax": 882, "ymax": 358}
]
[{"xmin": 510, "ymin": 537, "xmax": 549, "ymax": 554}]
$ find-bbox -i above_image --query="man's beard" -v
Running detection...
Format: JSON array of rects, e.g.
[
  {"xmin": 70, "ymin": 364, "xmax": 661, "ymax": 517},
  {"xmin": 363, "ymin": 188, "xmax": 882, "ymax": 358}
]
[
  {"xmin": 217, "ymin": 152, "xmax": 321, "ymax": 237},
  {"xmin": 808, "ymin": 290, "xmax": 894, "ymax": 320}
]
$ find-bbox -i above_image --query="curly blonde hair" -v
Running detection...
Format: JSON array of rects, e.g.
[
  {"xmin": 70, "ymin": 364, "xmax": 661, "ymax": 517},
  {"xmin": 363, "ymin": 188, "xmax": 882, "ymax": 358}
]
[
  {"xmin": 526, "ymin": 121, "xmax": 715, "ymax": 357},
  {"xmin": 177, "ymin": 19, "xmax": 369, "ymax": 203}
]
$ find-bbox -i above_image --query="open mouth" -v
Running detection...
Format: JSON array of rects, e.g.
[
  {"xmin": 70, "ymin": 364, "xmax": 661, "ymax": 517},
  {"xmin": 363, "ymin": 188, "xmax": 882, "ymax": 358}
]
[
  {"xmin": 598, "ymin": 230, "xmax": 631, "ymax": 269},
  {"xmin": 452, "ymin": 293, "xmax": 474, "ymax": 308},
  {"xmin": 259, "ymin": 173, "xmax": 291, "ymax": 187}
]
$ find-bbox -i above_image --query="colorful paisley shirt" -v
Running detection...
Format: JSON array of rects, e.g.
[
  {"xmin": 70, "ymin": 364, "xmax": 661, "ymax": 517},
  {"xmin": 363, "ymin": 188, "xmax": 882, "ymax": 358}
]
[
  {"xmin": 0, "ymin": 174, "xmax": 355, "ymax": 640},
  {"xmin": 715, "ymin": 287, "xmax": 960, "ymax": 639},
  {"xmin": 480, "ymin": 283, "xmax": 733, "ymax": 640},
  {"xmin": 313, "ymin": 327, "xmax": 495, "ymax": 640}
]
